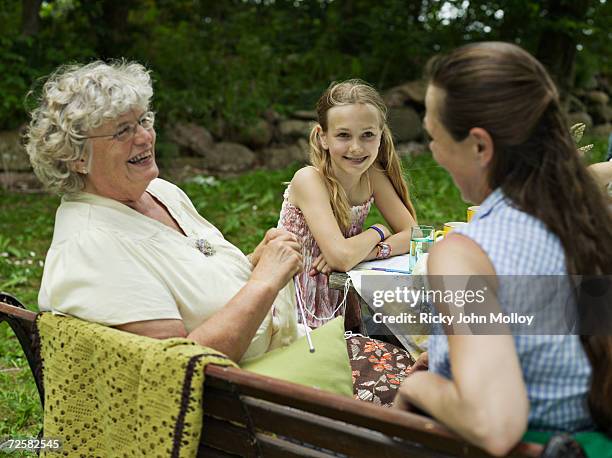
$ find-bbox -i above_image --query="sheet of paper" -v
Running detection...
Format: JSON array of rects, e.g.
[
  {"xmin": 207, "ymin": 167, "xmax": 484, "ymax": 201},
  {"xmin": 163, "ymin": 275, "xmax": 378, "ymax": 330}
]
[
  {"xmin": 352, "ymin": 254, "xmax": 412, "ymax": 272},
  {"xmin": 346, "ymin": 254, "xmax": 430, "ymax": 359}
]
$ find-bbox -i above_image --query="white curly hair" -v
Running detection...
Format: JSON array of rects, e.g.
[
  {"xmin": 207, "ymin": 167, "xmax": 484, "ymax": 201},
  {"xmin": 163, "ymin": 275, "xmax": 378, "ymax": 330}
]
[{"xmin": 25, "ymin": 60, "xmax": 153, "ymax": 194}]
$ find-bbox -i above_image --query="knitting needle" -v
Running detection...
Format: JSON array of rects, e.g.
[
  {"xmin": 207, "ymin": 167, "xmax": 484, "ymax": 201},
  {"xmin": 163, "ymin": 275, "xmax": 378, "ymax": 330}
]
[{"xmin": 295, "ymin": 278, "xmax": 315, "ymax": 353}]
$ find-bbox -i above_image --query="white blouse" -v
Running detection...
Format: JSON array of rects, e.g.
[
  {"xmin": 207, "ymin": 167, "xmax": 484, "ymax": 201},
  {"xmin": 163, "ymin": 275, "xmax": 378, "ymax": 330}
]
[{"xmin": 39, "ymin": 178, "xmax": 299, "ymax": 361}]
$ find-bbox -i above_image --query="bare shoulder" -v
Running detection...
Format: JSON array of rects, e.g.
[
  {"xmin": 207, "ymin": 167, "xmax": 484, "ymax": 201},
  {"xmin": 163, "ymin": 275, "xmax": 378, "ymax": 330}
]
[
  {"xmin": 292, "ymin": 166, "xmax": 324, "ymax": 186},
  {"xmin": 290, "ymin": 166, "xmax": 328, "ymax": 204},
  {"xmin": 428, "ymin": 233, "xmax": 496, "ymax": 276},
  {"xmin": 368, "ymin": 164, "xmax": 389, "ymax": 185},
  {"xmin": 369, "ymin": 165, "xmax": 396, "ymax": 197}
]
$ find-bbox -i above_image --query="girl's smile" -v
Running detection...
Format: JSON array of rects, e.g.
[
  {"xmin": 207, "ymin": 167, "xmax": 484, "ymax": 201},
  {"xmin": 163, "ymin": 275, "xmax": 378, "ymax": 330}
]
[{"xmin": 342, "ymin": 155, "xmax": 369, "ymax": 164}]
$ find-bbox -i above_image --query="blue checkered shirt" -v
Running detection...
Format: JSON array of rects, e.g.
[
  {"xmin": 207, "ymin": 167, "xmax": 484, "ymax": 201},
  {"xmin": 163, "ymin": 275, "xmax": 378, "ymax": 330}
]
[{"xmin": 428, "ymin": 188, "xmax": 593, "ymax": 432}]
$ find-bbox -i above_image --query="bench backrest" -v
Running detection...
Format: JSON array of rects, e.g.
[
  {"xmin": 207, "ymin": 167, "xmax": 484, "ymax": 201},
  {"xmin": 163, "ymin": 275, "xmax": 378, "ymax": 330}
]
[
  {"xmin": 0, "ymin": 294, "xmax": 44, "ymax": 408},
  {"xmin": 0, "ymin": 296, "xmax": 544, "ymax": 457}
]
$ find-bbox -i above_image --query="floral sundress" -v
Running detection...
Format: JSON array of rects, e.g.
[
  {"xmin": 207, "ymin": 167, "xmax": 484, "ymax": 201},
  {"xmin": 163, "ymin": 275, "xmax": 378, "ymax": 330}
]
[{"xmin": 277, "ymin": 185, "xmax": 372, "ymax": 330}]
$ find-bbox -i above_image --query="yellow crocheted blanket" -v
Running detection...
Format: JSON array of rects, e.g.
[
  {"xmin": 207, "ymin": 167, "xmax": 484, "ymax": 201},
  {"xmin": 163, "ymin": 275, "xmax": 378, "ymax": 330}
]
[{"xmin": 36, "ymin": 313, "xmax": 236, "ymax": 457}]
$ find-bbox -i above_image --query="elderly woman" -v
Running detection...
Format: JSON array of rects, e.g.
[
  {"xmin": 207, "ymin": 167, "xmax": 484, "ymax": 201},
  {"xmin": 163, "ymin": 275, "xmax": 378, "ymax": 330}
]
[
  {"xmin": 393, "ymin": 42, "xmax": 612, "ymax": 455},
  {"xmin": 26, "ymin": 61, "xmax": 303, "ymax": 363}
]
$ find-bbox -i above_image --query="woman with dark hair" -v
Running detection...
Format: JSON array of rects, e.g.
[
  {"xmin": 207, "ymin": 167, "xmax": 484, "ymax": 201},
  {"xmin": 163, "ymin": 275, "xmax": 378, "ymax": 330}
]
[{"xmin": 393, "ymin": 42, "xmax": 612, "ymax": 455}]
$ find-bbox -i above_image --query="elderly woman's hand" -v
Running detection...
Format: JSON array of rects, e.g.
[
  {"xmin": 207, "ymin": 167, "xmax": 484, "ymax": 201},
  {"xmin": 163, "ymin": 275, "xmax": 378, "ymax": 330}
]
[
  {"xmin": 249, "ymin": 228, "xmax": 299, "ymax": 268},
  {"xmin": 250, "ymin": 236, "xmax": 303, "ymax": 292}
]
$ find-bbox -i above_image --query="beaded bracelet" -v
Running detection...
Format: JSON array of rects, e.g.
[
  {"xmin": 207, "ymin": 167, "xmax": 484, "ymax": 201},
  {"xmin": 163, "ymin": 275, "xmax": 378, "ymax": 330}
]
[{"xmin": 368, "ymin": 225, "xmax": 385, "ymax": 242}]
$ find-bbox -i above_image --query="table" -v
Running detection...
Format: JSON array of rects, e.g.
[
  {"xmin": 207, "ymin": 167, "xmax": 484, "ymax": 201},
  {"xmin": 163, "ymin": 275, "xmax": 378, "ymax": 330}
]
[{"xmin": 329, "ymin": 272, "xmax": 429, "ymax": 360}]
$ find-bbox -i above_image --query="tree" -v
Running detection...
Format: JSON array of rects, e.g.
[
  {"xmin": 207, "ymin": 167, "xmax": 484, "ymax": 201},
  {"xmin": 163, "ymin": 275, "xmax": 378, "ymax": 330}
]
[
  {"xmin": 20, "ymin": 0, "xmax": 42, "ymax": 36},
  {"xmin": 535, "ymin": 0, "xmax": 590, "ymax": 103}
]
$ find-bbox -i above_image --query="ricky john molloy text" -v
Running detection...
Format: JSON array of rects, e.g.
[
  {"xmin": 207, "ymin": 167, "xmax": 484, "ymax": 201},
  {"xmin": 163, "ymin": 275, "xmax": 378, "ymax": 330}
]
[{"xmin": 372, "ymin": 311, "xmax": 535, "ymax": 326}]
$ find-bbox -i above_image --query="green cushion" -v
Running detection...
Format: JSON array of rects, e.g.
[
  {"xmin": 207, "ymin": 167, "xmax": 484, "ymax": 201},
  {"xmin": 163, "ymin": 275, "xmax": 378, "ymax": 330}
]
[
  {"xmin": 240, "ymin": 316, "xmax": 353, "ymax": 397},
  {"xmin": 523, "ymin": 430, "xmax": 612, "ymax": 458}
]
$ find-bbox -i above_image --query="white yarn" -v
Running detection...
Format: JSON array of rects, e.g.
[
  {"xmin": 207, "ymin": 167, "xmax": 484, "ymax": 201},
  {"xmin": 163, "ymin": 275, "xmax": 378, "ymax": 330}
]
[
  {"xmin": 294, "ymin": 275, "xmax": 352, "ymax": 322},
  {"xmin": 343, "ymin": 331, "xmax": 366, "ymax": 339}
]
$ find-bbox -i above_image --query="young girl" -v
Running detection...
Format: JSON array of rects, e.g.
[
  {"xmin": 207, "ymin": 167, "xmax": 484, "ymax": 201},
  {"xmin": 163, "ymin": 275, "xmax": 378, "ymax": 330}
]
[{"xmin": 278, "ymin": 79, "xmax": 418, "ymax": 330}]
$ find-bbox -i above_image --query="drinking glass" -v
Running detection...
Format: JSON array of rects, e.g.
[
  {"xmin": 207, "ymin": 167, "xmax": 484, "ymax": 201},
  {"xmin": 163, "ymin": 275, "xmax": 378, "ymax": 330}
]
[{"xmin": 409, "ymin": 225, "xmax": 434, "ymax": 272}]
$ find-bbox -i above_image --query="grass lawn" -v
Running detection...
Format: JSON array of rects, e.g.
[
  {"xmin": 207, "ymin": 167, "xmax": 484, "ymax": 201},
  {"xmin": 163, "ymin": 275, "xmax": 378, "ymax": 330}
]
[{"xmin": 0, "ymin": 140, "xmax": 608, "ymax": 442}]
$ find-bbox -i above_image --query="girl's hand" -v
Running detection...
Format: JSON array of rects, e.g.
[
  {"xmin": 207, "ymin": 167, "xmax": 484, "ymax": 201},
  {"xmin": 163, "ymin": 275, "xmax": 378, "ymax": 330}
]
[
  {"xmin": 249, "ymin": 228, "xmax": 299, "ymax": 267},
  {"xmin": 309, "ymin": 253, "xmax": 332, "ymax": 276}
]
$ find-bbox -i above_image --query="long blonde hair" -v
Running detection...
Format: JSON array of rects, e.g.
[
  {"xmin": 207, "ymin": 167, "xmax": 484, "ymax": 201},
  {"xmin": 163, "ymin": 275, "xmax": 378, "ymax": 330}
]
[{"xmin": 309, "ymin": 79, "xmax": 416, "ymax": 232}]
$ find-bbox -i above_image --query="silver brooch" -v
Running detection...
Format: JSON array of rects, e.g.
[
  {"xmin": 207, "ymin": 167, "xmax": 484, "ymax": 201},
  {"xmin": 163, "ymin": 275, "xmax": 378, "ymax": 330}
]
[{"xmin": 195, "ymin": 238, "xmax": 215, "ymax": 256}]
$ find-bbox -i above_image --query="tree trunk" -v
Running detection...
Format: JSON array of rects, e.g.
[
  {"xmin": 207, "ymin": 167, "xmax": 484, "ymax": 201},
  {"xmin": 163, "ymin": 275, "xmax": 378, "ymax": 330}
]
[
  {"xmin": 535, "ymin": 0, "xmax": 589, "ymax": 108},
  {"xmin": 21, "ymin": 0, "xmax": 42, "ymax": 37},
  {"xmin": 96, "ymin": 0, "xmax": 134, "ymax": 59}
]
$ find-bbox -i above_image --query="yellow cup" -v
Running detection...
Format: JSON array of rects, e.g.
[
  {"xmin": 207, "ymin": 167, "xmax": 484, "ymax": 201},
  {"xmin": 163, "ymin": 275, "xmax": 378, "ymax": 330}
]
[
  {"xmin": 434, "ymin": 221, "xmax": 466, "ymax": 240},
  {"xmin": 467, "ymin": 206, "xmax": 480, "ymax": 222}
]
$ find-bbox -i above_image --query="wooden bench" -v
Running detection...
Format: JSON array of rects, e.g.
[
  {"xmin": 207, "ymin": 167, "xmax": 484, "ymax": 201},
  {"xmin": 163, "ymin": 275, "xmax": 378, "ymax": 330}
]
[{"xmin": 0, "ymin": 293, "xmax": 576, "ymax": 457}]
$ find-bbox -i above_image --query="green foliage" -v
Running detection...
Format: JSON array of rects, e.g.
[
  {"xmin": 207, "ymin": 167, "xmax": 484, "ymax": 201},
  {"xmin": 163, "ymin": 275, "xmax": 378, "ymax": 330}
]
[
  {"xmin": 0, "ymin": 191, "xmax": 58, "ymax": 443},
  {"xmin": 181, "ymin": 164, "xmax": 301, "ymax": 252},
  {"xmin": 2, "ymin": 0, "xmax": 610, "ymax": 134},
  {"xmin": 0, "ymin": 36, "xmax": 36, "ymax": 130}
]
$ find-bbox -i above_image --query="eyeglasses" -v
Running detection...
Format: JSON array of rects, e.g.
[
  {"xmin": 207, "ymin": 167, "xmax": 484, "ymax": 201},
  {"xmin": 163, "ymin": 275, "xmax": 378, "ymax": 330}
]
[{"xmin": 85, "ymin": 111, "xmax": 155, "ymax": 143}]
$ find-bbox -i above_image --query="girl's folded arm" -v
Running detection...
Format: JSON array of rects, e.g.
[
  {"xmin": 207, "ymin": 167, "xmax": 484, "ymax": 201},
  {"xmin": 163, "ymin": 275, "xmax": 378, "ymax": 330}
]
[
  {"xmin": 290, "ymin": 167, "xmax": 382, "ymax": 272},
  {"xmin": 370, "ymin": 166, "xmax": 417, "ymax": 256}
]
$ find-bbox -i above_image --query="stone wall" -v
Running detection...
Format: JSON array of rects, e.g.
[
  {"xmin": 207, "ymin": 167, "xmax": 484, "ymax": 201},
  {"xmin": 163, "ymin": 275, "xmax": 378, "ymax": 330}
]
[
  {"xmin": 162, "ymin": 81, "xmax": 429, "ymax": 179},
  {"xmin": 2, "ymin": 75, "xmax": 611, "ymax": 191}
]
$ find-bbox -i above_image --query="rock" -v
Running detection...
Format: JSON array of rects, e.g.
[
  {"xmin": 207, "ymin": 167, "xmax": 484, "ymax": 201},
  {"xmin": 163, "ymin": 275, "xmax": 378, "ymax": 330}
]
[
  {"xmin": 582, "ymin": 76, "xmax": 599, "ymax": 91},
  {"xmin": 573, "ymin": 88, "xmax": 586, "ymax": 97},
  {"xmin": 294, "ymin": 138, "xmax": 310, "ymax": 158},
  {"xmin": 160, "ymin": 156, "xmax": 209, "ymax": 182},
  {"xmin": 387, "ymin": 107, "xmax": 423, "ymax": 142},
  {"xmin": 261, "ymin": 139, "xmax": 309, "ymax": 169},
  {"xmin": 586, "ymin": 91, "xmax": 610, "ymax": 106},
  {"xmin": 396, "ymin": 141, "xmax": 427, "ymax": 157},
  {"xmin": 262, "ymin": 109, "xmax": 281, "ymax": 125},
  {"xmin": 384, "ymin": 80, "xmax": 427, "ymax": 107},
  {"xmin": 384, "ymin": 91, "xmax": 407, "ymax": 108},
  {"xmin": 278, "ymin": 119, "xmax": 313, "ymax": 141},
  {"xmin": 0, "ymin": 172, "xmax": 42, "ymax": 192},
  {"xmin": 207, "ymin": 142, "xmax": 256, "ymax": 172},
  {"xmin": 567, "ymin": 94, "xmax": 587, "ymax": 114},
  {"xmin": 167, "ymin": 123, "xmax": 215, "ymax": 156},
  {"xmin": 292, "ymin": 110, "xmax": 318, "ymax": 121},
  {"xmin": 596, "ymin": 75, "xmax": 611, "ymax": 96},
  {"xmin": 209, "ymin": 117, "xmax": 227, "ymax": 140},
  {"xmin": 237, "ymin": 118, "xmax": 274, "ymax": 148},
  {"xmin": 591, "ymin": 104, "xmax": 612, "ymax": 125},
  {"xmin": 566, "ymin": 112, "xmax": 593, "ymax": 130},
  {"xmin": 0, "ymin": 130, "xmax": 31, "ymax": 172},
  {"xmin": 591, "ymin": 124, "xmax": 612, "ymax": 137}
]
